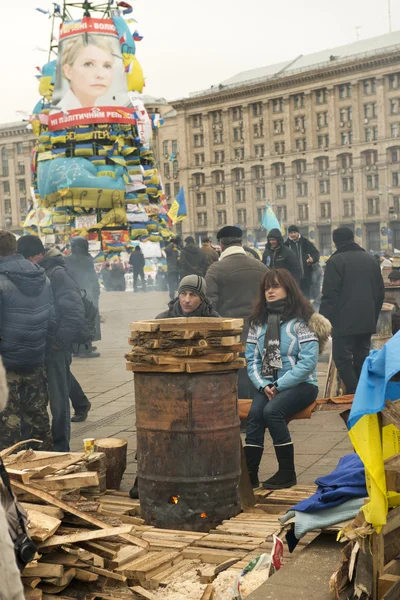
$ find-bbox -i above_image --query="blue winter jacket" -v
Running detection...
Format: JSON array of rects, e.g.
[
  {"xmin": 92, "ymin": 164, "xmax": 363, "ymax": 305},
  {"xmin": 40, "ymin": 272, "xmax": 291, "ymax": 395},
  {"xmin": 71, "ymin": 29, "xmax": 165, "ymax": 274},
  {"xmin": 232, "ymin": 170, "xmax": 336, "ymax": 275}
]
[
  {"xmin": 246, "ymin": 319, "xmax": 319, "ymax": 392},
  {"xmin": 0, "ymin": 254, "xmax": 55, "ymax": 371}
]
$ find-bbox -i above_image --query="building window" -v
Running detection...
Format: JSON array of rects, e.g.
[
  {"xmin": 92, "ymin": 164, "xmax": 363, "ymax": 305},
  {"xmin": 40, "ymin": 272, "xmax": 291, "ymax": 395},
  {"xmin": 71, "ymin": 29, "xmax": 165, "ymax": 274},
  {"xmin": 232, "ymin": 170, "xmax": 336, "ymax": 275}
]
[
  {"xmin": 363, "ymin": 78, "xmax": 376, "ymax": 95},
  {"xmin": 366, "ymin": 174, "xmax": 379, "ymax": 190},
  {"xmin": 236, "ymin": 188, "xmax": 246, "ymax": 203},
  {"xmin": 193, "ymin": 114, "xmax": 203, "ymax": 128},
  {"xmin": 20, "ymin": 198, "xmax": 27, "ymax": 213},
  {"xmin": 171, "ymin": 140, "xmax": 178, "ymax": 154},
  {"xmin": 217, "ymin": 210, "xmax": 227, "ymax": 225},
  {"xmin": 364, "ymin": 103, "xmax": 378, "ymax": 119},
  {"xmin": 393, "ymin": 196, "xmax": 400, "ymax": 213},
  {"xmin": 233, "ymin": 168, "xmax": 245, "ymax": 181},
  {"xmin": 276, "ymin": 184, "xmax": 286, "ymax": 199},
  {"xmin": 194, "ymin": 173, "xmax": 205, "ymax": 186},
  {"xmin": 340, "ymin": 154, "xmax": 353, "ymax": 169},
  {"xmin": 339, "ymin": 107, "xmax": 352, "ymax": 123},
  {"xmin": 252, "ymin": 102, "xmax": 262, "ymax": 117},
  {"xmin": 197, "ymin": 212, "xmax": 207, "ymax": 227},
  {"xmin": 194, "ymin": 153, "xmax": 205, "ymax": 166},
  {"xmin": 4, "ymin": 199, "xmax": 11, "ymax": 214},
  {"xmin": 18, "ymin": 180, "xmax": 26, "ymax": 195},
  {"xmin": 257, "ymin": 207, "xmax": 264, "ymax": 223},
  {"xmin": 391, "ymin": 123, "xmax": 400, "ymax": 138},
  {"xmin": 391, "ymin": 149, "xmax": 400, "ymax": 163},
  {"xmin": 253, "ymin": 165, "xmax": 264, "ymax": 180},
  {"xmin": 213, "ymin": 170, "xmax": 225, "ymax": 184},
  {"xmin": 233, "ymin": 127, "xmax": 243, "ymax": 142},
  {"xmin": 341, "ymin": 131, "xmax": 353, "ymax": 145},
  {"xmin": 317, "ymin": 111, "xmax": 328, "ymax": 127},
  {"xmin": 237, "ymin": 208, "xmax": 247, "ymax": 224},
  {"xmin": 320, "ymin": 201, "xmax": 331, "ymax": 218},
  {"xmin": 253, "ymin": 122, "xmax": 264, "ymax": 137},
  {"xmin": 234, "ymin": 147, "xmax": 245, "ymax": 161},
  {"xmin": 366, "ymin": 225, "xmax": 380, "ymax": 251},
  {"xmin": 165, "ymin": 183, "xmax": 171, "ymax": 198},
  {"xmin": 390, "ymin": 98, "xmax": 400, "ymax": 115},
  {"xmin": 3, "ymin": 181, "xmax": 10, "ymax": 195},
  {"xmin": 162, "ymin": 140, "xmax": 169, "ymax": 155},
  {"xmin": 274, "ymin": 141, "xmax": 285, "ymax": 154},
  {"xmin": 216, "ymin": 191, "xmax": 226, "ymax": 205},
  {"xmin": 367, "ymin": 197, "xmax": 380, "ymax": 216},
  {"xmin": 273, "ymin": 120, "xmax": 284, "ymax": 135},
  {"xmin": 393, "ymin": 172, "xmax": 400, "ymax": 187},
  {"xmin": 214, "ymin": 150, "xmax": 225, "ymax": 163},
  {"xmin": 196, "ymin": 193, "xmax": 206, "ymax": 206},
  {"xmin": 256, "ymin": 187, "xmax": 266, "ymax": 201},
  {"xmin": 16, "ymin": 142, "xmax": 23, "ymax": 154},
  {"xmin": 174, "ymin": 182, "xmax": 180, "ymax": 196},
  {"xmin": 277, "ymin": 205, "xmax": 287, "ymax": 222},
  {"xmin": 212, "ymin": 110, "xmax": 222, "ymax": 124},
  {"xmin": 272, "ymin": 98, "xmax": 283, "ymax": 113},
  {"xmin": 339, "ymin": 83, "xmax": 351, "ymax": 99},
  {"xmin": 319, "ymin": 179, "xmax": 330, "ymax": 194},
  {"xmin": 342, "ymin": 177, "xmax": 354, "ymax": 192},
  {"xmin": 295, "ymin": 138, "xmax": 307, "ymax": 151},
  {"xmin": 1, "ymin": 147, "xmax": 8, "ymax": 177},
  {"xmin": 315, "ymin": 88, "xmax": 327, "ymax": 104},
  {"xmin": 163, "ymin": 163, "xmax": 170, "ymax": 178},
  {"xmin": 293, "ymin": 94, "xmax": 305, "ymax": 109},
  {"xmin": 213, "ymin": 130, "xmax": 224, "ymax": 144},
  {"xmin": 364, "ymin": 150, "xmax": 377, "ymax": 166},
  {"xmin": 294, "ymin": 116, "xmax": 306, "ymax": 131},
  {"xmin": 365, "ymin": 127, "xmax": 378, "ymax": 142},
  {"xmin": 317, "ymin": 134, "xmax": 329, "ymax": 149},
  {"xmin": 194, "ymin": 134, "xmax": 204, "ymax": 147},
  {"xmin": 389, "ymin": 73, "xmax": 400, "ymax": 89},
  {"xmin": 343, "ymin": 199, "xmax": 355, "ymax": 217},
  {"xmin": 316, "ymin": 157, "xmax": 329, "ymax": 172},
  {"xmin": 297, "ymin": 182, "xmax": 308, "ymax": 197},
  {"xmin": 298, "ymin": 203, "xmax": 309, "ymax": 220},
  {"xmin": 254, "ymin": 144, "xmax": 265, "ymax": 158},
  {"xmin": 274, "ymin": 162, "xmax": 285, "ymax": 177},
  {"xmin": 232, "ymin": 106, "xmax": 243, "ymax": 121},
  {"xmin": 294, "ymin": 160, "xmax": 307, "ymax": 174}
]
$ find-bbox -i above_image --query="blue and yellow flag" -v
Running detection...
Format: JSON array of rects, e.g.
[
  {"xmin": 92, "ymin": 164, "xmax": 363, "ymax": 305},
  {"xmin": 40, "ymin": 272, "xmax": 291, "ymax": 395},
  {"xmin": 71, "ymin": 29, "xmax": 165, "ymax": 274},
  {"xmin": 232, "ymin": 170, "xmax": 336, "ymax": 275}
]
[
  {"xmin": 168, "ymin": 187, "xmax": 187, "ymax": 224},
  {"xmin": 262, "ymin": 205, "xmax": 285, "ymax": 235},
  {"xmin": 348, "ymin": 332, "xmax": 400, "ymax": 529}
]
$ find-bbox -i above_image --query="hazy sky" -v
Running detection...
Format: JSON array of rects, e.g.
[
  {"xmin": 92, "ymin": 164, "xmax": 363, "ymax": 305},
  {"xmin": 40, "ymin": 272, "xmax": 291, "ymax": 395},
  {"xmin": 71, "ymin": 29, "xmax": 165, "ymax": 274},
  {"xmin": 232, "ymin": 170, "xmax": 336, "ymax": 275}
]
[{"xmin": 0, "ymin": 0, "xmax": 399, "ymax": 123}]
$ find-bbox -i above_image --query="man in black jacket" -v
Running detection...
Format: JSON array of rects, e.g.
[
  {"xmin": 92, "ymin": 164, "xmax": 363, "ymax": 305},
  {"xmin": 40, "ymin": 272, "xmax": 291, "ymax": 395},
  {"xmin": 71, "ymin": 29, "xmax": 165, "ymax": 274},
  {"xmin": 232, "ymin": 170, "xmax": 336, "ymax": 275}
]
[
  {"xmin": 285, "ymin": 225, "xmax": 320, "ymax": 297},
  {"xmin": 165, "ymin": 237, "xmax": 181, "ymax": 299},
  {"xmin": 0, "ymin": 231, "xmax": 55, "ymax": 451},
  {"xmin": 320, "ymin": 227, "xmax": 385, "ymax": 394},
  {"xmin": 18, "ymin": 237, "xmax": 85, "ymax": 452},
  {"xmin": 129, "ymin": 246, "xmax": 146, "ymax": 292},
  {"xmin": 179, "ymin": 236, "xmax": 207, "ymax": 279},
  {"xmin": 262, "ymin": 228, "xmax": 301, "ymax": 283}
]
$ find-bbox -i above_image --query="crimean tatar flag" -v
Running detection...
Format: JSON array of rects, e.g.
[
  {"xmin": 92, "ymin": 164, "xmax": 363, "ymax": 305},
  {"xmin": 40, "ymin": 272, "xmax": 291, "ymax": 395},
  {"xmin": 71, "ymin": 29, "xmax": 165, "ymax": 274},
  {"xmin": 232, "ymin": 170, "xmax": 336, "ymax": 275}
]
[{"xmin": 167, "ymin": 187, "xmax": 187, "ymax": 224}]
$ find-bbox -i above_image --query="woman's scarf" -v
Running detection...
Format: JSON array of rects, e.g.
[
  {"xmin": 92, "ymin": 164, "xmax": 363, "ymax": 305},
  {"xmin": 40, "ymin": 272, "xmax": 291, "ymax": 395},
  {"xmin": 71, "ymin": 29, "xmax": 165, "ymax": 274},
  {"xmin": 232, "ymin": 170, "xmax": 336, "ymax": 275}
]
[{"xmin": 261, "ymin": 298, "xmax": 287, "ymax": 378}]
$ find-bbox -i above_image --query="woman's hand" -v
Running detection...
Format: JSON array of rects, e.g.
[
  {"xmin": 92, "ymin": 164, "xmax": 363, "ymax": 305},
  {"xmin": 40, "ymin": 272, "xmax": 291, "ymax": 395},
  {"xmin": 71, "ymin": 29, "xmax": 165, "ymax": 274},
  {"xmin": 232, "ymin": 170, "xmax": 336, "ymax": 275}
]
[{"xmin": 264, "ymin": 385, "xmax": 278, "ymax": 400}]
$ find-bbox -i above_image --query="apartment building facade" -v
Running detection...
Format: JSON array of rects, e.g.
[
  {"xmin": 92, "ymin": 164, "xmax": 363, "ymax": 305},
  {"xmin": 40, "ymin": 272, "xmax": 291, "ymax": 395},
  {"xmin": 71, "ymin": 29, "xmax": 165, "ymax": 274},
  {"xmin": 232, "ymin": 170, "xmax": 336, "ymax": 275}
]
[{"xmin": 156, "ymin": 31, "xmax": 400, "ymax": 254}]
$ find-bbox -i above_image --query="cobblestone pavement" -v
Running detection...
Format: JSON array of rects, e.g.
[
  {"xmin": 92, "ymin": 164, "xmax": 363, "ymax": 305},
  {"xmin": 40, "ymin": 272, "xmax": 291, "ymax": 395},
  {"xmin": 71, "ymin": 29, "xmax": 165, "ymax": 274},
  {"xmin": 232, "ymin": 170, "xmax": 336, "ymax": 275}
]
[{"xmin": 70, "ymin": 290, "xmax": 352, "ymax": 493}]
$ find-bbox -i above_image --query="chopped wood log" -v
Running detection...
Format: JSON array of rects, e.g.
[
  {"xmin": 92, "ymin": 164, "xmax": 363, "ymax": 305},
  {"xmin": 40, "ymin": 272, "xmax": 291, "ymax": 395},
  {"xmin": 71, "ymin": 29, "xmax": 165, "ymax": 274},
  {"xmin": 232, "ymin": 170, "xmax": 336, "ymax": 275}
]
[
  {"xmin": 38, "ymin": 525, "xmax": 134, "ymax": 549},
  {"xmin": 200, "ymin": 584, "xmax": 214, "ymax": 600},
  {"xmin": 30, "ymin": 472, "xmax": 99, "ymax": 492},
  {"xmin": 94, "ymin": 439, "xmax": 127, "ymax": 491}
]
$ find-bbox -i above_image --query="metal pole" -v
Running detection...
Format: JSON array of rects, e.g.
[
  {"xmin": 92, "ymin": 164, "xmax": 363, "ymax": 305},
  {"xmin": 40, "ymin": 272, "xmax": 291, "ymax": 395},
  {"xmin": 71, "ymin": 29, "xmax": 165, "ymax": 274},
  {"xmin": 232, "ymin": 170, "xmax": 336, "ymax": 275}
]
[{"xmin": 388, "ymin": 0, "xmax": 392, "ymax": 33}]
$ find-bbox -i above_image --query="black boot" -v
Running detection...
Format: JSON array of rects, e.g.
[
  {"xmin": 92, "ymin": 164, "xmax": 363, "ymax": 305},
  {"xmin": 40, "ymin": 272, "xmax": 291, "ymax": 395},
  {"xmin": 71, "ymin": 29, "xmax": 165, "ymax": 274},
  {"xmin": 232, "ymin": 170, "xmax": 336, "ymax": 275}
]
[
  {"xmin": 263, "ymin": 443, "xmax": 297, "ymax": 490},
  {"xmin": 129, "ymin": 476, "xmax": 138, "ymax": 499},
  {"xmin": 244, "ymin": 446, "xmax": 264, "ymax": 488}
]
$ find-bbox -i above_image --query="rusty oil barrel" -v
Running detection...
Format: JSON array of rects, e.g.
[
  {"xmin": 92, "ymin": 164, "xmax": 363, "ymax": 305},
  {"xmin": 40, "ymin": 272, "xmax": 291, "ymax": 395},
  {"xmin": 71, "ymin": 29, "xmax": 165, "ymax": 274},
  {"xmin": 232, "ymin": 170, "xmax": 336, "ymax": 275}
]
[
  {"xmin": 371, "ymin": 303, "xmax": 394, "ymax": 350},
  {"xmin": 135, "ymin": 370, "xmax": 241, "ymax": 532}
]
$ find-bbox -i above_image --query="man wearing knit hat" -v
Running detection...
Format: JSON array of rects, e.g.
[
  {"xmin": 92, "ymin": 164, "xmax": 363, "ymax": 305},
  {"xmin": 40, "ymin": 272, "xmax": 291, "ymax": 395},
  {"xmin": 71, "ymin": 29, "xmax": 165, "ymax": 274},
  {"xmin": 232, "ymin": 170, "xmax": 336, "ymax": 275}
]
[
  {"xmin": 320, "ymin": 227, "xmax": 384, "ymax": 394},
  {"xmin": 285, "ymin": 225, "xmax": 320, "ymax": 298},
  {"xmin": 156, "ymin": 275, "xmax": 220, "ymax": 319}
]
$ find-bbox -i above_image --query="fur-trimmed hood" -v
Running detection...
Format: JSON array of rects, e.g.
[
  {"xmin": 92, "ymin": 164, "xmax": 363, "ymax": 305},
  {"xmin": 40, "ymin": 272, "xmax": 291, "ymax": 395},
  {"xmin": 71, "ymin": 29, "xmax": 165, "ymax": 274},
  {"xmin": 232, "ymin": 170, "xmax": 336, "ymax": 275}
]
[{"xmin": 308, "ymin": 312, "xmax": 332, "ymax": 354}]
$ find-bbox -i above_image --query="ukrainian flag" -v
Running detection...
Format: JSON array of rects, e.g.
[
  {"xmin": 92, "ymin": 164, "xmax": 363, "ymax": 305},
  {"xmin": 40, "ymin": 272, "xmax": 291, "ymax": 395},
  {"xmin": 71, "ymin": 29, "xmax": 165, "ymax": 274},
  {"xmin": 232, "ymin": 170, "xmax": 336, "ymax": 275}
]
[
  {"xmin": 347, "ymin": 332, "xmax": 400, "ymax": 529},
  {"xmin": 168, "ymin": 187, "xmax": 187, "ymax": 224},
  {"xmin": 262, "ymin": 205, "xmax": 286, "ymax": 235}
]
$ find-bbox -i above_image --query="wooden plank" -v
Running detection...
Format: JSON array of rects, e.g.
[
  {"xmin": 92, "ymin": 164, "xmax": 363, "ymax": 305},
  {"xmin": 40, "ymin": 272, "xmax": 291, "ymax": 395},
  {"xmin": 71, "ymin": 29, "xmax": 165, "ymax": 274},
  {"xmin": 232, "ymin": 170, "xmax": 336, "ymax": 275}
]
[
  {"xmin": 154, "ymin": 352, "xmax": 238, "ymax": 365},
  {"xmin": 381, "ymin": 400, "xmax": 400, "ymax": 430},
  {"xmin": 40, "ymin": 553, "xmax": 85, "ymax": 567},
  {"xmin": 186, "ymin": 359, "xmax": 246, "ymax": 373},
  {"xmin": 126, "ymin": 362, "xmax": 185, "ymax": 373},
  {"xmin": 0, "ymin": 439, "xmax": 43, "ymax": 459},
  {"xmin": 23, "ymin": 588, "xmax": 43, "ymax": 600},
  {"xmin": 38, "ymin": 525, "xmax": 134, "ymax": 549},
  {"xmin": 129, "ymin": 587, "xmax": 158, "ymax": 600},
  {"xmin": 182, "ymin": 548, "xmax": 246, "ymax": 564},
  {"xmin": 385, "ymin": 456, "xmax": 400, "ymax": 493},
  {"xmin": 21, "ymin": 503, "xmax": 64, "ymax": 519},
  {"xmin": 27, "ymin": 509, "xmax": 62, "ymax": 542},
  {"xmin": 31, "ymin": 472, "xmax": 99, "ymax": 491},
  {"xmin": 200, "ymin": 584, "xmax": 214, "ymax": 600},
  {"xmin": 149, "ymin": 559, "xmax": 198, "ymax": 588},
  {"xmin": 382, "ymin": 505, "xmax": 400, "ymax": 536},
  {"xmin": 382, "ymin": 581, "xmax": 400, "ymax": 599},
  {"xmin": 198, "ymin": 558, "xmax": 241, "ymax": 584},
  {"xmin": 379, "ymin": 575, "xmax": 400, "ymax": 600},
  {"xmin": 130, "ymin": 322, "xmax": 160, "ymax": 332},
  {"xmin": 22, "ymin": 563, "xmax": 64, "ymax": 578},
  {"xmin": 117, "ymin": 551, "xmax": 181, "ymax": 580},
  {"xmin": 89, "ymin": 566, "xmax": 127, "ymax": 582},
  {"xmin": 6, "ymin": 453, "xmax": 86, "ymax": 472},
  {"xmin": 42, "ymin": 567, "xmax": 76, "ymax": 587},
  {"xmin": 78, "ymin": 541, "xmax": 118, "ymax": 560},
  {"xmin": 74, "ymin": 568, "xmax": 99, "ymax": 582},
  {"xmin": 109, "ymin": 546, "xmax": 147, "ymax": 569},
  {"xmin": 21, "ymin": 577, "xmax": 41, "ymax": 589}
]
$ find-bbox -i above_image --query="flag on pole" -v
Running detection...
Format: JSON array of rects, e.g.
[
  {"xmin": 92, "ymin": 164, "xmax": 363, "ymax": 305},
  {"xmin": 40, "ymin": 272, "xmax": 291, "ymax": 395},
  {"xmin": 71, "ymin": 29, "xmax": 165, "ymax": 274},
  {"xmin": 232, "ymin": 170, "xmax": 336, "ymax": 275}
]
[
  {"xmin": 261, "ymin": 205, "xmax": 280, "ymax": 232},
  {"xmin": 168, "ymin": 187, "xmax": 187, "ymax": 224}
]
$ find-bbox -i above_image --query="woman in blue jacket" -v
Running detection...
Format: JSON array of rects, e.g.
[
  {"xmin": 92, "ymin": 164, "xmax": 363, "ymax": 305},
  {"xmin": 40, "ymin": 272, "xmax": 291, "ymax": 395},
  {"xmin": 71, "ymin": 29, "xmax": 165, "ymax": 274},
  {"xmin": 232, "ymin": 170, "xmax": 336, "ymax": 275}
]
[{"xmin": 245, "ymin": 268, "xmax": 331, "ymax": 490}]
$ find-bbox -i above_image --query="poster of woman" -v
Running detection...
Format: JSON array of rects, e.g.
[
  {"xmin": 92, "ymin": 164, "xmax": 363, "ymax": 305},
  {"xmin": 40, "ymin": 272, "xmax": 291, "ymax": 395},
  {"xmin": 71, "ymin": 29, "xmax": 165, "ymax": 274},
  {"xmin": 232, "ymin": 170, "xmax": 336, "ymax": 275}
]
[{"xmin": 50, "ymin": 18, "xmax": 134, "ymax": 129}]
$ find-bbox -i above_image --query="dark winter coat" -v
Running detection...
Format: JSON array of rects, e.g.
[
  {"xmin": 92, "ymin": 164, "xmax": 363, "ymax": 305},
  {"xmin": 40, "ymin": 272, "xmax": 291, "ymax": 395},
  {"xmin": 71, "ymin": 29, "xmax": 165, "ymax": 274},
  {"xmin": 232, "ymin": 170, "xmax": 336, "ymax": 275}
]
[
  {"xmin": 206, "ymin": 247, "xmax": 268, "ymax": 341},
  {"xmin": 200, "ymin": 244, "xmax": 219, "ymax": 271},
  {"xmin": 0, "ymin": 254, "xmax": 55, "ymax": 372},
  {"xmin": 156, "ymin": 298, "xmax": 220, "ymax": 319},
  {"xmin": 320, "ymin": 242, "xmax": 385, "ymax": 336},
  {"xmin": 285, "ymin": 236, "xmax": 320, "ymax": 283},
  {"xmin": 165, "ymin": 242, "xmax": 180, "ymax": 274},
  {"xmin": 262, "ymin": 229, "xmax": 301, "ymax": 282},
  {"xmin": 39, "ymin": 248, "xmax": 85, "ymax": 348},
  {"xmin": 129, "ymin": 250, "xmax": 145, "ymax": 272},
  {"xmin": 179, "ymin": 243, "xmax": 207, "ymax": 278},
  {"xmin": 65, "ymin": 252, "xmax": 100, "ymax": 305}
]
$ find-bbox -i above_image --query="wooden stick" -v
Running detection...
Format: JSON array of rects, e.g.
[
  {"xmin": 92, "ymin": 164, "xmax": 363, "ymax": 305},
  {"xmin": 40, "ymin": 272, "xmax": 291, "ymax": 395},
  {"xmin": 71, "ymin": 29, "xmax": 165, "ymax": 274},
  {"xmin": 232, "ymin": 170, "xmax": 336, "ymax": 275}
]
[
  {"xmin": 200, "ymin": 584, "xmax": 214, "ymax": 600},
  {"xmin": 38, "ymin": 525, "xmax": 134, "ymax": 549}
]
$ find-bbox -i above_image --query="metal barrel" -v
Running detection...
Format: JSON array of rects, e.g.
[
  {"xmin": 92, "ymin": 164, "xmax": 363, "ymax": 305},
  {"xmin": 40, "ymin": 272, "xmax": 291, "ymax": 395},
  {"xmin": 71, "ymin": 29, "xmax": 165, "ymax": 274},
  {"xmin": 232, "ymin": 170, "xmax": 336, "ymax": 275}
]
[
  {"xmin": 135, "ymin": 370, "xmax": 241, "ymax": 531},
  {"xmin": 371, "ymin": 303, "xmax": 394, "ymax": 350}
]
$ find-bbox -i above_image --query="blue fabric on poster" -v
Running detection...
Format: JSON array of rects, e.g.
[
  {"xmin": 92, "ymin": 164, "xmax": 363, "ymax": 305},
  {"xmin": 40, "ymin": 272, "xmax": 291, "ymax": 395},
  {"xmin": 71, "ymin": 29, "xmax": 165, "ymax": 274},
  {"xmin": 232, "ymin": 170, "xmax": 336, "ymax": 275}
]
[
  {"xmin": 291, "ymin": 454, "xmax": 367, "ymax": 513},
  {"xmin": 347, "ymin": 332, "xmax": 400, "ymax": 430}
]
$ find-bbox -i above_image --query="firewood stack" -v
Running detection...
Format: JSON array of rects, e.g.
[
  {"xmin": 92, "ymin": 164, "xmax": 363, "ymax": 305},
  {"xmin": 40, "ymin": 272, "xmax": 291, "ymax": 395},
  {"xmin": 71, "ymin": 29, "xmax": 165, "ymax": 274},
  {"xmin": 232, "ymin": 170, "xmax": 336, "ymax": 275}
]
[{"xmin": 125, "ymin": 317, "xmax": 246, "ymax": 373}]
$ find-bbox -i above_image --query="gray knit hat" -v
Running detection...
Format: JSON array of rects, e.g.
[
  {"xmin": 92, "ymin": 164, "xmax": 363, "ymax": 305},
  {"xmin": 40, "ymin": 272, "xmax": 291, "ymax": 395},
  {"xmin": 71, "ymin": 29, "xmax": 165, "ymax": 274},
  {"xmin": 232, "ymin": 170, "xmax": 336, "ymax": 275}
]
[{"xmin": 178, "ymin": 275, "xmax": 207, "ymax": 301}]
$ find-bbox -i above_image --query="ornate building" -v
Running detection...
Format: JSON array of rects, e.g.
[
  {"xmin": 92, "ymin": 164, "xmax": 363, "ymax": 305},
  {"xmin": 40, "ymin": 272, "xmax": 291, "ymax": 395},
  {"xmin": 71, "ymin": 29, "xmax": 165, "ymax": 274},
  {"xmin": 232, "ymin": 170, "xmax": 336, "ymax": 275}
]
[{"xmin": 155, "ymin": 30, "xmax": 400, "ymax": 254}]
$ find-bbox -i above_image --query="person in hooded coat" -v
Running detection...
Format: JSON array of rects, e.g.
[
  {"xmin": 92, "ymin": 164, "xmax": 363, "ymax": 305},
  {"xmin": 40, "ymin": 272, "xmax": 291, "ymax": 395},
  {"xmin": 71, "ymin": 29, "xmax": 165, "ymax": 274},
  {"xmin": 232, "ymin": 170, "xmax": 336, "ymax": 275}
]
[
  {"xmin": 65, "ymin": 237, "xmax": 101, "ymax": 357},
  {"xmin": 262, "ymin": 228, "xmax": 301, "ymax": 283},
  {"xmin": 0, "ymin": 231, "xmax": 54, "ymax": 451},
  {"xmin": 178, "ymin": 236, "xmax": 207, "ymax": 279},
  {"xmin": 18, "ymin": 236, "xmax": 85, "ymax": 452},
  {"xmin": 284, "ymin": 225, "xmax": 320, "ymax": 298}
]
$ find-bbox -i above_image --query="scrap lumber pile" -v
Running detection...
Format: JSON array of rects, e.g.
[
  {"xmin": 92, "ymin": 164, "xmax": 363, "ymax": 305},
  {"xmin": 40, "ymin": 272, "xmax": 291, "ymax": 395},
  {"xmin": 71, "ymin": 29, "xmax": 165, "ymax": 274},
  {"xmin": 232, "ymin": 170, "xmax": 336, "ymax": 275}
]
[
  {"xmin": 125, "ymin": 317, "xmax": 246, "ymax": 373},
  {"xmin": 2, "ymin": 446, "xmax": 319, "ymax": 599}
]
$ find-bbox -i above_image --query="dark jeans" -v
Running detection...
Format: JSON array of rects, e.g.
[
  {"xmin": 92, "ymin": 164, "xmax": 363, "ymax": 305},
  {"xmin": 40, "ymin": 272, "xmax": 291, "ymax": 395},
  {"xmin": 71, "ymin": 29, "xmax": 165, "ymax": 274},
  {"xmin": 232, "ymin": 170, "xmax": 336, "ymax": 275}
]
[
  {"xmin": 332, "ymin": 333, "xmax": 371, "ymax": 394},
  {"xmin": 300, "ymin": 278, "xmax": 311, "ymax": 299},
  {"xmin": 245, "ymin": 384, "xmax": 319, "ymax": 447},
  {"xmin": 133, "ymin": 269, "xmax": 146, "ymax": 291},
  {"xmin": 70, "ymin": 373, "xmax": 90, "ymax": 415},
  {"xmin": 47, "ymin": 349, "xmax": 72, "ymax": 452},
  {"xmin": 167, "ymin": 271, "xmax": 179, "ymax": 299}
]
